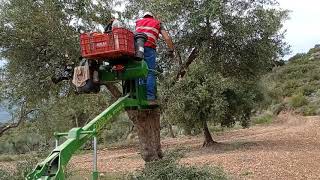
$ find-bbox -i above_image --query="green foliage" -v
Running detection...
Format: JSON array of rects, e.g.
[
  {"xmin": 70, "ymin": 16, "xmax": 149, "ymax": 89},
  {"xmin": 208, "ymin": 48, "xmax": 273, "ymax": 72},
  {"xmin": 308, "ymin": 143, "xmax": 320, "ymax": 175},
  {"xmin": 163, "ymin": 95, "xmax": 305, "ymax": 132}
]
[
  {"xmin": 264, "ymin": 54, "xmax": 320, "ymax": 99},
  {"xmin": 163, "ymin": 62, "xmax": 264, "ymax": 133},
  {"xmin": 270, "ymin": 103, "xmax": 286, "ymax": 115},
  {"xmin": 252, "ymin": 112, "xmax": 274, "ymax": 125},
  {"xmin": 263, "ymin": 46, "xmax": 320, "ymax": 115},
  {"xmin": 127, "ymin": 0, "xmax": 288, "ymax": 141},
  {"xmin": 130, "ymin": 150, "xmax": 228, "ymax": 180},
  {"xmin": 288, "ymin": 53, "xmax": 307, "ymax": 62},
  {"xmin": 100, "ymin": 173, "xmax": 126, "ymax": 180},
  {"xmin": 164, "ymin": 64, "xmax": 228, "ymax": 128},
  {"xmin": 0, "ymin": 0, "xmax": 114, "ymax": 146},
  {"xmin": 289, "ymin": 93, "xmax": 308, "ymax": 108},
  {"xmin": 299, "ymin": 105, "xmax": 317, "ymax": 116},
  {"xmin": 308, "ymin": 46, "xmax": 320, "ymax": 55},
  {"xmin": 0, "ymin": 124, "xmax": 46, "ymax": 154},
  {"xmin": 102, "ymin": 113, "xmax": 134, "ymax": 144}
]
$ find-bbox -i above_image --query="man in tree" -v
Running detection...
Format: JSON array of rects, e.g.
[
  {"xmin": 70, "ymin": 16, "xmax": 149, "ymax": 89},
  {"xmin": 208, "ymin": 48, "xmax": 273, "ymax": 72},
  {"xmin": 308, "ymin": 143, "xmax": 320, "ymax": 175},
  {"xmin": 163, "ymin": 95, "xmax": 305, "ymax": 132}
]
[{"xmin": 135, "ymin": 12, "xmax": 175, "ymax": 105}]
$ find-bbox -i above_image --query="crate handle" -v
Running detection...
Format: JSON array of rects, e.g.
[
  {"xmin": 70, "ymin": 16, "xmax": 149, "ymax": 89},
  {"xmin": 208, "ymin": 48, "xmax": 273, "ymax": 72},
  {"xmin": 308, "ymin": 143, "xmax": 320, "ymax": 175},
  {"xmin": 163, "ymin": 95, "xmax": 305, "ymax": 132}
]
[
  {"xmin": 113, "ymin": 31, "xmax": 120, "ymax": 50},
  {"xmin": 89, "ymin": 32, "xmax": 94, "ymax": 53}
]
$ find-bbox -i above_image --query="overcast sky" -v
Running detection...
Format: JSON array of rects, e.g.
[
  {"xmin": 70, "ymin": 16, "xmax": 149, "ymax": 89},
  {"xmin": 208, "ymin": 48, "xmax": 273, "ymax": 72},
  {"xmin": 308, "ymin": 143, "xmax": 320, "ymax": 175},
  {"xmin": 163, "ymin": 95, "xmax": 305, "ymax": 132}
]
[{"xmin": 279, "ymin": 0, "xmax": 320, "ymax": 58}]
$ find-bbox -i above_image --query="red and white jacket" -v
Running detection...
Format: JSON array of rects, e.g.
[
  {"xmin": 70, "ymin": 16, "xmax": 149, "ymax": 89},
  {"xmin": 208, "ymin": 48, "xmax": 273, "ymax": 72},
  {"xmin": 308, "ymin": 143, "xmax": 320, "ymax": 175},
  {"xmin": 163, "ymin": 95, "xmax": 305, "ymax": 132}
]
[{"xmin": 136, "ymin": 17, "xmax": 161, "ymax": 49}]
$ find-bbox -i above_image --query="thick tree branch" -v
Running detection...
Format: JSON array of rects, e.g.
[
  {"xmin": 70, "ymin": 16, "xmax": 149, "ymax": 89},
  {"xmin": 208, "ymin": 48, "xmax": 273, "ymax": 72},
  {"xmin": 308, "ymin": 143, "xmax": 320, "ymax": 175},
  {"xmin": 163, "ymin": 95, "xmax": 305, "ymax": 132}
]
[
  {"xmin": 105, "ymin": 82, "xmax": 122, "ymax": 98},
  {"xmin": 174, "ymin": 48, "xmax": 199, "ymax": 83},
  {"xmin": 0, "ymin": 108, "xmax": 38, "ymax": 137}
]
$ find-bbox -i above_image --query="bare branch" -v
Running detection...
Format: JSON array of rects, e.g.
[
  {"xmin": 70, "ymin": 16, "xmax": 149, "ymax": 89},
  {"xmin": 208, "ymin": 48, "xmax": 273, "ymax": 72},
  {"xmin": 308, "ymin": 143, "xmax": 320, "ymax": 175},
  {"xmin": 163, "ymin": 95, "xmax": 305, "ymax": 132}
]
[
  {"xmin": 174, "ymin": 48, "xmax": 199, "ymax": 83},
  {"xmin": 175, "ymin": 49, "xmax": 183, "ymax": 66},
  {"xmin": 0, "ymin": 108, "xmax": 39, "ymax": 137}
]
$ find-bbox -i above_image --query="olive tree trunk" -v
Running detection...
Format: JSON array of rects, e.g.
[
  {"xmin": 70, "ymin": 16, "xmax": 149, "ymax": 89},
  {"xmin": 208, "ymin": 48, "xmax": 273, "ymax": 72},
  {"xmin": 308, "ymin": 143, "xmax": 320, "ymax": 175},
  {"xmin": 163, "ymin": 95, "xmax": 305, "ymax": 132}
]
[
  {"xmin": 128, "ymin": 109, "xmax": 163, "ymax": 161},
  {"xmin": 202, "ymin": 120, "xmax": 217, "ymax": 147}
]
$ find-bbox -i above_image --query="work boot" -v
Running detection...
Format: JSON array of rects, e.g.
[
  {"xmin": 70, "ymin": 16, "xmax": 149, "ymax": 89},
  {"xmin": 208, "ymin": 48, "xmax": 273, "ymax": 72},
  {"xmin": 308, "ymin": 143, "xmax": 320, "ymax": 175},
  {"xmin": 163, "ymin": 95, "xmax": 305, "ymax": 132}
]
[{"xmin": 148, "ymin": 99, "xmax": 159, "ymax": 107}]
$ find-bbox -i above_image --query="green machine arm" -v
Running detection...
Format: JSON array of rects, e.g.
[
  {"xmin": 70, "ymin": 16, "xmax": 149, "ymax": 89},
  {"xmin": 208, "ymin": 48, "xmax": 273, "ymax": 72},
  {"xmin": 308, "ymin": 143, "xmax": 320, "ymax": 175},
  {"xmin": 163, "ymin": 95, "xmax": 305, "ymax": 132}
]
[
  {"xmin": 27, "ymin": 60, "xmax": 150, "ymax": 180},
  {"xmin": 27, "ymin": 96, "xmax": 148, "ymax": 180}
]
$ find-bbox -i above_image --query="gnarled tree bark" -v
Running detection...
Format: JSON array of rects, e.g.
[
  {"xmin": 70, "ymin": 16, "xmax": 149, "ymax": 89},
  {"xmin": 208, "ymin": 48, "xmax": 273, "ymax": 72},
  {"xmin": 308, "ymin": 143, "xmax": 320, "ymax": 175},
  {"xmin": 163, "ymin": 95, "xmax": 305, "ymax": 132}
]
[
  {"xmin": 202, "ymin": 120, "xmax": 217, "ymax": 147},
  {"xmin": 128, "ymin": 109, "xmax": 162, "ymax": 161}
]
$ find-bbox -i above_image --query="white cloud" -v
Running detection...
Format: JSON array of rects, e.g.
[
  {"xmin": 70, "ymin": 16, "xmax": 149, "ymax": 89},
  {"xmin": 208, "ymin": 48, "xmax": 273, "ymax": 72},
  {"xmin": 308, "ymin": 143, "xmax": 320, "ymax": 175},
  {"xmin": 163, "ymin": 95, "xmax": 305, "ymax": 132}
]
[{"xmin": 278, "ymin": 0, "xmax": 320, "ymax": 58}]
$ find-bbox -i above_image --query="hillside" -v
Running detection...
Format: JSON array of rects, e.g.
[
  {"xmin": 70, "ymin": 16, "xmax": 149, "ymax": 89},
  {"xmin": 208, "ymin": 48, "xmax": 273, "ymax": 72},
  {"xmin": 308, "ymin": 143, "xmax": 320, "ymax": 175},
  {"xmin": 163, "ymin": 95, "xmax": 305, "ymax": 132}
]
[{"xmin": 264, "ymin": 45, "xmax": 320, "ymax": 115}]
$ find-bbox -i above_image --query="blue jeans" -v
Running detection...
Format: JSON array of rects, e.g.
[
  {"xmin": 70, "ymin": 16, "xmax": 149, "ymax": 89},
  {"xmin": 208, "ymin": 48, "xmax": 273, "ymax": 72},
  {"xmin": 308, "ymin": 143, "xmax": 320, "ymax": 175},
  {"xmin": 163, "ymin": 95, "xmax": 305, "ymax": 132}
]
[{"xmin": 143, "ymin": 47, "xmax": 156, "ymax": 100}]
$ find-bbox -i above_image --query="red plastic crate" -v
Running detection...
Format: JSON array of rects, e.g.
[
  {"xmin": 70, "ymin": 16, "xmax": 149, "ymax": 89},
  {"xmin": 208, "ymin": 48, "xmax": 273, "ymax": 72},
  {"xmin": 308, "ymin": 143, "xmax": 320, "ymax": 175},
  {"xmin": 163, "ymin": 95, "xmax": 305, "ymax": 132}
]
[{"xmin": 80, "ymin": 28, "xmax": 135, "ymax": 60}]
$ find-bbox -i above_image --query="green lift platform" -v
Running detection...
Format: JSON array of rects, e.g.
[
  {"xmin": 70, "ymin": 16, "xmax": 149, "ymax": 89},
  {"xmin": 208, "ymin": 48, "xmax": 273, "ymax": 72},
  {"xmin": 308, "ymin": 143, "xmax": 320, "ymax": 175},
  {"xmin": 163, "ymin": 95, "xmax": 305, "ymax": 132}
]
[{"xmin": 26, "ymin": 59, "xmax": 150, "ymax": 180}]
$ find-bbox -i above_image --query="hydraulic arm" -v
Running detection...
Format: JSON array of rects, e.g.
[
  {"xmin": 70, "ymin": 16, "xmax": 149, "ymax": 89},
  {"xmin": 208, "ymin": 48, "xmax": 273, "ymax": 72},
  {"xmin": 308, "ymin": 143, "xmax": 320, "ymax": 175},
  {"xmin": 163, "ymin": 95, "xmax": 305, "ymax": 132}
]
[{"xmin": 27, "ymin": 94, "xmax": 148, "ymax": 180}]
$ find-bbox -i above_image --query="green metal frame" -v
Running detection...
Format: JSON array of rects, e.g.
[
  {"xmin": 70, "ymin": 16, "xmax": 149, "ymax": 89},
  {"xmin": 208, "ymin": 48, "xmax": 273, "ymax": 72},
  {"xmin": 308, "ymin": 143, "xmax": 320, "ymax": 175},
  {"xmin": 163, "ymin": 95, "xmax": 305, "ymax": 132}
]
[
  {"xmin": 99, "ymin": 60, "xmax": 148, "ymax": 82},
  {"xmin": 26, "ymin": 60, "xmax": 150, "ymax": 180}
]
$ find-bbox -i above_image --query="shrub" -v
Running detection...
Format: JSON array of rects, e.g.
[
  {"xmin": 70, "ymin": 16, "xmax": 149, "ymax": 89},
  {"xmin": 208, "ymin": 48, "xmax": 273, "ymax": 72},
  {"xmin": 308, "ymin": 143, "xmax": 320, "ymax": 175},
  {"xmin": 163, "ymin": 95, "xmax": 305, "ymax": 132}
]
[
  {"xmin": 289, "ymin": 93, "xmax": 308, "ymax": 108},
  {"xmin": 270, "ymin": 103, "xmax": 286, "ymax": 115},
  {"xmin": 129, "ymin": 150, "xmax": 228, "ymax": 180},
  {"xmin": 288, "ymin": 53, "xmax": 307, "ymax": 62},
  {"xmin": 0, "ymin": 132, "xmax": 45, "ymax": 154},
  {"xmin": 252, "ymin": 112, "xmax": 274, "ymax": 125},
  {"xmin": 102, "ymin": 113, "xmax": 133, "ymax": 144},
  {"xmin": 308, "ymin": 47, "xmax": 320, "ymax": 55},
  {"xmin": 282, "ymin": 80, "xmax": 300, "ymax": 97},
  {"xmin": 300, "ymin": 85, "xmax": 316, "ymax": 96},
  {"xmin": 300, "ymin": 106, "xmax": 317, "ymax": 116}
]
